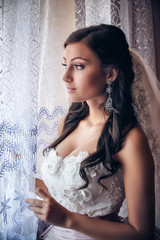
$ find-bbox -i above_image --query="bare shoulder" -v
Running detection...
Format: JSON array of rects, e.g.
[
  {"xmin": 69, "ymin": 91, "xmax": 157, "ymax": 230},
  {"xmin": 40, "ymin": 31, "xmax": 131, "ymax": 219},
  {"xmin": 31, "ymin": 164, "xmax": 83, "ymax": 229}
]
[
  {"xmin": 58, "ymin": 115, "xmax": 66, "ymax": 136},
  {"xmin": 116, "ymin": 125, "xmax": 154, "ymax": 170},
  {"xmin": 123, "ymin": 125, "xmax": 148, "ymax": 149}
]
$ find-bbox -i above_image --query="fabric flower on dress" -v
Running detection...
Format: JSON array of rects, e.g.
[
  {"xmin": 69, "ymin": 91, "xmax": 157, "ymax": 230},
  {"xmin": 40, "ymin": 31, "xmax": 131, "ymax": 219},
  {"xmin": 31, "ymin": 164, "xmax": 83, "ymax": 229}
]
[
  {"xmin": 43, "ymin": 149, "xmax": 62, "ymax": 175},
  {"xmin": 78, "ymin": 188, "xmax": 92, "ymax": 205},
  {"xmin": 63, "ymin": 151, "xmax": 89, "ymax": 189},
  {"xmin": 63, "ymin": 187, "xmax": 92, "ymax": 207}
]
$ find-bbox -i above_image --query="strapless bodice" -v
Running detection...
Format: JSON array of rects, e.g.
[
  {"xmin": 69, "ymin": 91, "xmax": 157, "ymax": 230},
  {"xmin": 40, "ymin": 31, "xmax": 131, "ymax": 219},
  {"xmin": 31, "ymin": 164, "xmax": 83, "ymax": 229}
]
[{"xmin": 41, "ymin": 148, "xmax": 125, "ymax": 217}]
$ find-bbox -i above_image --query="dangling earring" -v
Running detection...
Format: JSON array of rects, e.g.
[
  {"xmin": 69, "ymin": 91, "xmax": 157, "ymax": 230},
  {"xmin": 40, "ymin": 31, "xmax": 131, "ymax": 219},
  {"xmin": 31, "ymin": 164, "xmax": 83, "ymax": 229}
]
[{"xmin": 105, "ymin": 81, "xmax": 113, "ymax": 113}]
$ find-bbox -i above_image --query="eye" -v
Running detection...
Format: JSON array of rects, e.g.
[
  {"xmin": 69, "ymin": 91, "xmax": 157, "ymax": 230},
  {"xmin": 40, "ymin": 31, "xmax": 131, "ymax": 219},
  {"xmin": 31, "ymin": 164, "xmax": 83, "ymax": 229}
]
[
  {"xmin": 62, "ymin": 63, "xmax": 67, "ymax": 69},
  {"xmin": 74, "ymin": 64, "xmax": 84, "ymax": 70}
]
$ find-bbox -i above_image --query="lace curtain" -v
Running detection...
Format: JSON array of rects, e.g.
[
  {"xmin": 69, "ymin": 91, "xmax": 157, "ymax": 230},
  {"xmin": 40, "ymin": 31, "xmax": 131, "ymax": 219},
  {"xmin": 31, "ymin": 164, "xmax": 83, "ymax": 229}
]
[
  {"xmin": 0, "ymin": 0, "xmax": 39, "ymax": 239},
  {"xmin": 75, "ymin": 0, "xmax": 156, "ymax": 72},
  {"xmin": 0, "ymin": 0, "xmax": 159, "ymax": 238}
]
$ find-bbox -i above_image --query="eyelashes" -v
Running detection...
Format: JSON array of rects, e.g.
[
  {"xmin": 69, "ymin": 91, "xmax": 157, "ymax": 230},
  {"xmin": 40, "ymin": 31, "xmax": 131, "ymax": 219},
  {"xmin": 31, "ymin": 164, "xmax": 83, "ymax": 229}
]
[
  {"xmin": 61, "ymin": 63, "xmax": 84, "ymax": 70},
  {"xmin": 62, "ymin": 63, "xmax": 67, "ymax": 69}
]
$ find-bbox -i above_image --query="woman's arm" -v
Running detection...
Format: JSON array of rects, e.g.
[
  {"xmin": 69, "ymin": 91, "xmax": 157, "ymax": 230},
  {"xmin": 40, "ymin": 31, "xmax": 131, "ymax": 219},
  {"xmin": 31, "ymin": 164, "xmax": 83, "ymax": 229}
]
[
  {"xmin": 26, "ymin": 126, "xmax": 155, "ymax": 240},
  {"xmin": 118, "ymin": 126, "xmax": 155, "ymax": 239}
]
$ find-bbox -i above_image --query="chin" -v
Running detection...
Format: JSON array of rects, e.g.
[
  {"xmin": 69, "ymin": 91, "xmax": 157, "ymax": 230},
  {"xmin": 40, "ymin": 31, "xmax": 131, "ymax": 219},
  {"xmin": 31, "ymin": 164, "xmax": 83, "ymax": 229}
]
[{"xmin": 67, "ymin": 96, "xmax": 84, "ymax": 103}]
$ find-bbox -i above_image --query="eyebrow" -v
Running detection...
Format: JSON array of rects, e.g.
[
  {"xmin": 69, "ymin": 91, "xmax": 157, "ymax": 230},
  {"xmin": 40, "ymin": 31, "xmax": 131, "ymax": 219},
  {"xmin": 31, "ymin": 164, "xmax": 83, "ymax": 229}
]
[{"xmin": 63, "ymin": 57, "xmax": 89, "ymax": 62}]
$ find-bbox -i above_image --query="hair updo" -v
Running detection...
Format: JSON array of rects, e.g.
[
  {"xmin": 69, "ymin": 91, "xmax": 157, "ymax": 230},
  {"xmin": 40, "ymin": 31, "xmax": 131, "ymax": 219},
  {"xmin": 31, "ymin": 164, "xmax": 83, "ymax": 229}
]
[{"xmin": 48, "ymin": 24, "xmax": 137, "ymax": 189}]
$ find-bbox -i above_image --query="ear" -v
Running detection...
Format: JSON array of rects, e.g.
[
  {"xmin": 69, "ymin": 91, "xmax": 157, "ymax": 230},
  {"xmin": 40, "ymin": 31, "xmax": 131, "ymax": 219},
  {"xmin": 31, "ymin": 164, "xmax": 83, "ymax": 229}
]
[{"xmin": 105, "ymin": 68, "xmax": 118, "ymax": 84}]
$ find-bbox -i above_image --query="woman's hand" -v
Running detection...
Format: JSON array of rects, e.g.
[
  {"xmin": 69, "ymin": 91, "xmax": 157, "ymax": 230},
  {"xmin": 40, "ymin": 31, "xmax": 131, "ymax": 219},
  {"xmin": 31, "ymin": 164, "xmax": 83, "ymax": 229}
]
[{"xmin": 25, "ymin": 188, "xmax": 72, "ymax": 228}]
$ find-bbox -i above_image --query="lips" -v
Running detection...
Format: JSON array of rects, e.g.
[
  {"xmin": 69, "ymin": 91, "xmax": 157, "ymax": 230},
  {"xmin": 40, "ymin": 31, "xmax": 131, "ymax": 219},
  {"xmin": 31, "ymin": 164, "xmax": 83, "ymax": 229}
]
[{"xmin": 66, "ymin": 86, "xmax": 76, "ymax": 93}]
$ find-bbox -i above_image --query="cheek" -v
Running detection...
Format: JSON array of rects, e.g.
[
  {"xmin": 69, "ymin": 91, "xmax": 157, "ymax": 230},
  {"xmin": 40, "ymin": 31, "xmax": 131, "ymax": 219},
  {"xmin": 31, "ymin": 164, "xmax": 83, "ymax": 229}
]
[{"xmin": 79, "ymin": 73, "xmax": 106, "ymax": 94}]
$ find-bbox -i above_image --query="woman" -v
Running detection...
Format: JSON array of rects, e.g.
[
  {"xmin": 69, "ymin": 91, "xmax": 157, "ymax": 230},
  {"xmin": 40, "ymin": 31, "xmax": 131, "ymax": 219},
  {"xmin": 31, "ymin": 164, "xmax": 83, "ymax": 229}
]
[{"xmin": 26, "ymin": 24, "xmax": 157, "ymax": 240}]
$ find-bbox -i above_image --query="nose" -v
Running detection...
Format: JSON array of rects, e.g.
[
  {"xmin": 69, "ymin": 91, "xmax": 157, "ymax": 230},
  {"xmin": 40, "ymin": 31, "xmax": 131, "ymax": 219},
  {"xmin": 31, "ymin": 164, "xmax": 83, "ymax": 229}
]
[{"xmin": 62, "ymin": 68, "xmax": 73, "ymax": 83}]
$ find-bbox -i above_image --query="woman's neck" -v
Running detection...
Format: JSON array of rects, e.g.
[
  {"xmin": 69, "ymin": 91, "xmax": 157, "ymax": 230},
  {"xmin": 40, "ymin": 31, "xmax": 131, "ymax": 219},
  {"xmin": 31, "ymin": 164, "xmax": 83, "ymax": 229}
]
[{"xmin": 85, "ymin": 96, "xmax": 109, "ymax": 126}]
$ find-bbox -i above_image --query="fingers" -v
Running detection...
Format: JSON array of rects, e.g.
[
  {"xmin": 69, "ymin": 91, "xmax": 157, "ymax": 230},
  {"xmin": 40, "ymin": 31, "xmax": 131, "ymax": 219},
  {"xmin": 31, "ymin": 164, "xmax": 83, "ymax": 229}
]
[
  {"xmin": 25, "ymin": 188, "xmax": 60, "ymax": 224},
  {"xmin": 25, "ymin": 198, "xmax": 44, "ymax": 208},
  {"xmin": 35, "ymin": 187, "xmax": 50, "ymax": 200},
  {"xmin": 28, "ymin": 205, "xmax": 43, "ymax": 215}
]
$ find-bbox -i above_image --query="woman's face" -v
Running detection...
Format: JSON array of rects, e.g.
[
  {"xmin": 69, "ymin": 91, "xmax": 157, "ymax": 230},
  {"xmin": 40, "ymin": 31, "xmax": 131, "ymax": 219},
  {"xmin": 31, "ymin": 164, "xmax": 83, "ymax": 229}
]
[{"xmin": 62, "ymin": 42, "xmax": 107, "ymax": 102}]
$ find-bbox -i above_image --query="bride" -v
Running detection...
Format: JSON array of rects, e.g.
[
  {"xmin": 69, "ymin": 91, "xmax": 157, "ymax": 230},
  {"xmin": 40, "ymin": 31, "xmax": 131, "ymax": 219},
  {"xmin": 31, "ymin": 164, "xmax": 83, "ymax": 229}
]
[{"xmin": 26, "ymin": 24, "xmax": 160, "ymax": 240}]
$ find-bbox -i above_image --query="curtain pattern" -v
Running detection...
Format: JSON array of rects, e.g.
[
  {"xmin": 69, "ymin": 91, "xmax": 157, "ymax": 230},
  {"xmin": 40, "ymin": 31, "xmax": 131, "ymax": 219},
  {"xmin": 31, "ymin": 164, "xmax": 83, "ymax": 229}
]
[
  {"xmin": 75, "ymin": 0, "xmax": 156, "ymax": 72},
  {"xmin": 0, "ymin": 0, "xmax": 39, "ymax": 238}
]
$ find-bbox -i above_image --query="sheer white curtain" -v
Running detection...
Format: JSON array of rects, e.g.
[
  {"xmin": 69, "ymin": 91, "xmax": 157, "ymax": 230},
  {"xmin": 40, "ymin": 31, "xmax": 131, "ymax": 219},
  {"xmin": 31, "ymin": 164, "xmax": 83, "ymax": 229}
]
[
  {"xmin": 0, "ymin": 0, "xmax": 39, "ymax": 238},
  {"xmin": 75, "ymin": 0, "xmax": 156, "ymax": 72},
  {"xmin": 0, "ymin": 0, "xmax": 75, "ymax": 238}
]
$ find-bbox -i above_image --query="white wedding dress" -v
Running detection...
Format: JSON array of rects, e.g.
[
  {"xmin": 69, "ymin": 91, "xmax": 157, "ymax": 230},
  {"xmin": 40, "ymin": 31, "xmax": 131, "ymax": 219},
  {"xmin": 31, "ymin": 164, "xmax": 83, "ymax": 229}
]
[
  {"xmin": 39, "ymin": 147, "xmax": 160, "ymax": 240},
  {"xmin": 40, "ymin": 148, "xmax": 125, "ymax": 240}
]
